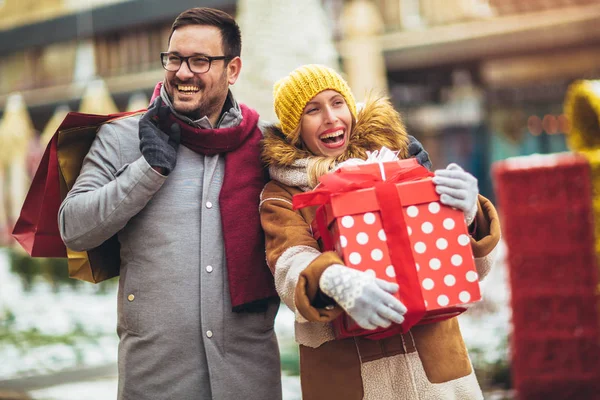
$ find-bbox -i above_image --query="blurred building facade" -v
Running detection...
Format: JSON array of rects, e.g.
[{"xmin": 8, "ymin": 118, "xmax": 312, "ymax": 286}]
[
  {"xmin": 333, "ymin": 0, "xmax": 600, "ymax": 198},
  {"xmin": 1, "ymin": 0, "xmax": 599, "ymax": 211},
  {"xmin": 0, "ymin": 0, "xmax": 341, "ymax": 245},
  {"xmin": 0, "ymin": 0, "xmax": 234, "ymax": 127},
  {"xmin": 0, "ymin": 0, "xmax": 238, "ymax": 245}
]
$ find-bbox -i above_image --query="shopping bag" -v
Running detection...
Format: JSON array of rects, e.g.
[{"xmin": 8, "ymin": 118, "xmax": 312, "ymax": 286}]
[
  {"xmin": 12, "ymin": 135, "xmax": 66, "ymax": 257},
  {"xmin": 12, "ymin": 110, "xmax": 144, "ymax": 282}
]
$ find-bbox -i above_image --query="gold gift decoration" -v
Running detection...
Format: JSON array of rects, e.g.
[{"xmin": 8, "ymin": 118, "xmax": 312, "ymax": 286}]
[{"xmin": 565, "ymin": 80, "xmax": 600, "ymax": 299}]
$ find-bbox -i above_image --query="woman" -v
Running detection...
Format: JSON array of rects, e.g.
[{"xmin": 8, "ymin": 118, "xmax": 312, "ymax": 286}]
[{"xmin": 260, "ymin": 64, "xmax": 500, "ymax": 400}]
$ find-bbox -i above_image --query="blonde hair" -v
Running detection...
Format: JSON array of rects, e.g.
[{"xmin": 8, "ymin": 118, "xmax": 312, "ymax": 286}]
[{"xmin": 307, "ymin": 157, "xmax": 336, "ymax": 188}]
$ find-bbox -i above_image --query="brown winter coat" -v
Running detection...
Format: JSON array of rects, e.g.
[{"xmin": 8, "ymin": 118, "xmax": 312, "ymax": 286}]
[{"xmin": 260, "ymin": 96, "xmax": 501, "ymax": 400}]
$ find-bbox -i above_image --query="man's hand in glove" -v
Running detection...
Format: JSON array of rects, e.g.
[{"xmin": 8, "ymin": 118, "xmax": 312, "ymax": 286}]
[
  {"xmin": 407, "ymin": 135, "xmax": 432, "ymax": 170},
  {"xmin": 139, "ymin": 97, "xmax": 181, "ymax": 175},
  {"xmin": 319, "ymin": 264, "xmax": 407, "ymax": 330},
  {"xmin": 433, "ymin": 163, "xmax": 479, "ymax": 226}
]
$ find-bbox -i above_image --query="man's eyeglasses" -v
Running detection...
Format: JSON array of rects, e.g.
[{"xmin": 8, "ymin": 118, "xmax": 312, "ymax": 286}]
[{"xmin": 160, "ymin": 52, "xmax": 233, "ymax": 74}]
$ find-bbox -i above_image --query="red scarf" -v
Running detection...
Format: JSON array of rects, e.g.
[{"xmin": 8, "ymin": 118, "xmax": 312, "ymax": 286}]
[{"xmin": 151, "ymin": 84, "xmax": 277, "ymax": 312}]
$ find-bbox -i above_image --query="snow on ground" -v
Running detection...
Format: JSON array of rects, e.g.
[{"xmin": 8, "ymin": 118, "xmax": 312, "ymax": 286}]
[
  {"xmin": 28, "ymin": 377, "xmax": 118, "ymax": 400},
  {"xmin": 0, "ymin": 249, "xmax": 119, "ymax": 380},
  {"xmin": 0, "ymin": 248, "xmax": 303, "ymax": 398},
  {"xmin": 27, "ymin": 374, "xmax": 302, "ymax": 400},
  {"xmin": 459, "ymin": 240, "xmax": 511, "ymax": 364},
  {"xmin": 0, "ymin": 242, "xmax": 511, "ymax": 398}
]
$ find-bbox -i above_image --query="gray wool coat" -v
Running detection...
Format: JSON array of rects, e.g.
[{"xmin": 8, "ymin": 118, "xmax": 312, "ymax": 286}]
[{"xmin": 58, "ymin": 96, "xmax": 282, "ymax": 400}]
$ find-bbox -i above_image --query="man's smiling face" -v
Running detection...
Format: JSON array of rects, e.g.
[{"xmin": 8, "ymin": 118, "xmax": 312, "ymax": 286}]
[{"xmin": 163, "ymin": 25, "xmax": 232, "ymax": 122}]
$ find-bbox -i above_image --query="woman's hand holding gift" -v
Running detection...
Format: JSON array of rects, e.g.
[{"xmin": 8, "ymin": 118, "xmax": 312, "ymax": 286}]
[
  {"xmin": 319, "ymin": 264, "xmax": 407, "ymax": 330},
  {"xmin": 432, "ymin": 163, "xmax": 478, "ymax": 226}
]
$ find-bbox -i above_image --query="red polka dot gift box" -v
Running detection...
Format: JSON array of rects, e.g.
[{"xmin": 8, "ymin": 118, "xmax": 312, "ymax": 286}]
[{"xmin": 293, "ymin": 159, "xmax": 481, "ymax": 340}]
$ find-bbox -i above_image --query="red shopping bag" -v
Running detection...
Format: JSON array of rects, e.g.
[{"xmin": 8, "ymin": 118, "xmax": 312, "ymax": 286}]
[
  {"xmin": 12, "ymin": 134, "xmax": 66, "ymax": 257},
  {"xmin": 12, "ymin": 110, "xmax": 143, "ymax": 282}
]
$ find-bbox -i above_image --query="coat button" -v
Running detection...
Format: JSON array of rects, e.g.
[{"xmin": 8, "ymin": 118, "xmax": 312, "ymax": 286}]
[
  {"xmin": 206, "ymin": 265, "xmax": 213, "ymax": 273},
  {"xmin": 127, "ymin": 294, "xmax": 135, "ymax": 302},
  {"xmin": 206, "ymin": 201, "xmax": 213, "ymax": 209},
  {"xmin": 206, "ymin": 330, "xmax": 213, "ymax": 338}
]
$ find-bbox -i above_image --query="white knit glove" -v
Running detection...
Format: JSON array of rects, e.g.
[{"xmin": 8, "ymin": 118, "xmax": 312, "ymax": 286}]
[
  {"xmin": 319, "ymin": 264, "xmax": 407, "ymax": 330},
  {"xmin": 433, "ymin": 163, "xmax": 478, "ymax": 226}
]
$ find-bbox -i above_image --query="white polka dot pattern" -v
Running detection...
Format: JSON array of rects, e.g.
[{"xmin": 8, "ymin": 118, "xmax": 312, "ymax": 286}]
[
  {"xmin": 341, "ymin": 216, "xmax": 354, "ymax": 228},
  {"xmin": 371, "ymin": 249, "xmax": 384, "ymax": 261},
  {"xmin": 407, "ymin": 206, "xmax": 419, "ymax": 217},
  {"xmin": 327, "ymin": 194, "xmax": 481, "ymax": 321},
  {"xmin": 414, "ymin": 242, "xmax": 426, "ymax": 253},
  {"xmin": 437, "ymin": 295, "xmax": 449, "ymax": 306},
  {"xmin": 421, "ymin": 222, "xmax": 433, "ymax": 234},
  {"xmin": 443, "ymin": 218, "xmax": 455, "ymax": 230},
  {"xmin": 363, "ymin": 213, "xmax": 376, "ymax": 225},
  {"xmin": 459, "ymin": 291, "xmax": 471, "ymax": 303},
  {"xmin": 428, "ymin": 202, "xmax": 440, "ymax": 214},
  {"xmin": 385, "ymin": 266, "xmax": 396, "ymax": 278},
  {"xmin": 349, "ymin": 252, "xmax": 361, "ymax": 265},
  {"xmin": 403, "ymin": 201, "xmax": 480, "ymax": 312},
  {"xmin": 466, "ymin": 271, "xmax": 478, "ymax": 282},
  {"xmin": 356, "ymin": 232, "xmax": 369, "ymax": 245},
  {"xmin": 422, "ymin": 278, "xmax": 434, "ymax": 290},
  {"xmin": 340, "ymin": 235, "xmax": 348, "ymax": 248},
  {"xmin": 451, "ymin": 255, "xmax": 463, "ymax": 266}
]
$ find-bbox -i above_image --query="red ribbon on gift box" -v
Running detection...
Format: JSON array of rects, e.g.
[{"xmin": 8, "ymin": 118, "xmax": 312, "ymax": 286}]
[{"xmin": 293, "ymin": 159, "xmax": 435, "ymax": 334}]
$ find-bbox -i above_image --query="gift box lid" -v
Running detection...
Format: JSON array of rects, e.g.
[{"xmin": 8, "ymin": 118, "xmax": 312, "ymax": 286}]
[{"xmin": 323, "ymin": 178, "xmax": 438, "ymax": 226}]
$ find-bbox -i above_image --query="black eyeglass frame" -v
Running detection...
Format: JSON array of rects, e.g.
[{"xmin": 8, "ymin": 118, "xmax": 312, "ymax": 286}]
[{"xmin": 160, "ymin": 52, "xmax": 233, "ymax": 74}]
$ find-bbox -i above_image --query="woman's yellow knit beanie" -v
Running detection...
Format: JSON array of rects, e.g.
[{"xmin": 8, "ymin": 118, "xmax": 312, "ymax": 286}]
[{"xmin": 273, "ymin": 64, "xmax": 357, "ymax": 139}]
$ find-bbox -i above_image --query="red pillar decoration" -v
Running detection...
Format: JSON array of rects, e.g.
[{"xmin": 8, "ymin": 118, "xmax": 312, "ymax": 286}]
[{"xmin": 493, "ymin": 153, "xmax": 600, "ymax": 400}]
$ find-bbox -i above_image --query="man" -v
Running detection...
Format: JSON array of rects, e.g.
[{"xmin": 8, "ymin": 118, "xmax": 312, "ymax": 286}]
[
  {"xmin": 59, "ymin": 8, "xmax": 281, "ymax": 400},
  {"xmin": 59, "ymin": 6, "xmax": 430, "ymax": 400}
]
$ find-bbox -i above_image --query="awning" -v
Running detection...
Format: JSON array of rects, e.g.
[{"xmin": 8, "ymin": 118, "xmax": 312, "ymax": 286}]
[
  {"xmin": 40, "ymin": 105, "xmax": 70, "ymax": 146},
  {"xmin": 78, "ymin": 79, "xmax": 118, "ymax": 114},
  {"xmin": 0, "ymin": 93, "xmax": 35, "ymax": 163}
]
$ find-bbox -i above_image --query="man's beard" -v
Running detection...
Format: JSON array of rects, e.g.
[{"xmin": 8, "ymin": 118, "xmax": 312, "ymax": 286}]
[{"xmin": 169, "ymin": 72, "xmax": 229, "ymax": 122}]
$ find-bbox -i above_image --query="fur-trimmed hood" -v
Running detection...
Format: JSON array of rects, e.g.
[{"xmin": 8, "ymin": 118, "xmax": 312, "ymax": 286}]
[{"xmin": 262, "ymin": 95, "xmax": 410, "ymax": 167}]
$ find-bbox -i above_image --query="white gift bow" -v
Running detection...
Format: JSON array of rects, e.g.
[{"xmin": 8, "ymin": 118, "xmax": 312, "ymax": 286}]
[
  {"xmin": 364, "ymin": 146, "xmax": 400, "ymax": 163},
  {"xmin": 325, "ymin": 147, "xmax": 400, "ymax": 187},
  {"xmin": 364, "ymin": 146, "xmax": 399, "ymax": 181}
]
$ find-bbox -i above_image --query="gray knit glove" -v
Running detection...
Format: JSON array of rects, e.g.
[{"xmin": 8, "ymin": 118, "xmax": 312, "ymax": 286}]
[
  {"xmin": 139, "ymin": 97, "xmax": 181, "ymax": 175},
  {"xmin": 319, "ymin": 264, "xmax": 407, "ymax": 330},
  {"xmin": 433, "ymin": 163, "xmax": 478, "ymax": 226},
  {"xmin": 408, "ymin": 135, "xmax": 432, "ymax": 170}
]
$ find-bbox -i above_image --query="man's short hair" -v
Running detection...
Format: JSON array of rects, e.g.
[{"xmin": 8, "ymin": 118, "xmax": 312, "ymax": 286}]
[{"xmin": 169, "ymin": 7, "xmax": 242, "ymax": 58}]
